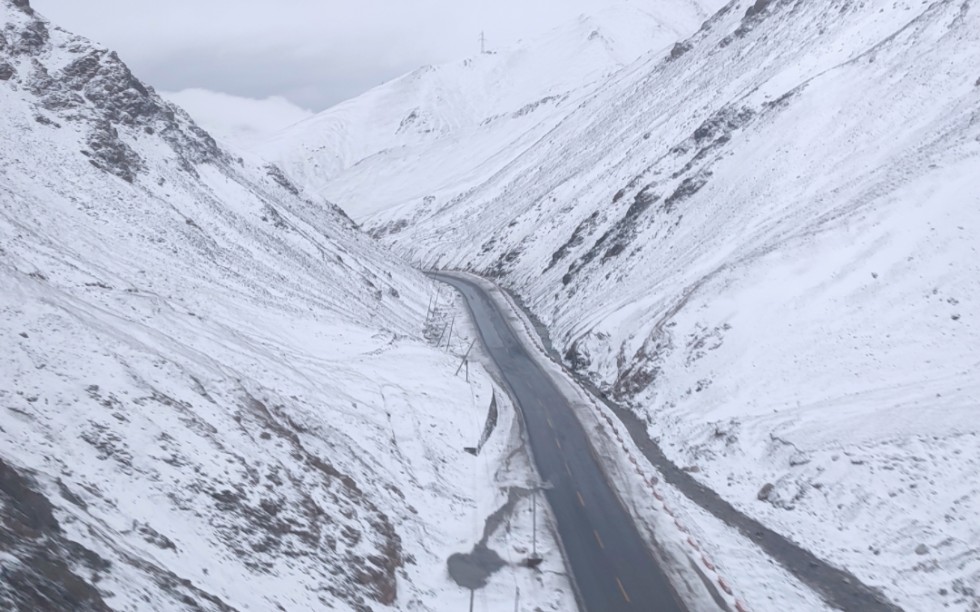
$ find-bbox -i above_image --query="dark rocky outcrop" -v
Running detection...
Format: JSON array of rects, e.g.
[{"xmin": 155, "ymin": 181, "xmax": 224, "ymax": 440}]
[
  {"xmin": 6, "ymin": 5, "xmax": 224, "ymax": 182},
  {"xmin": 744, "ymin": 0, "xmax": 775, "ymax": 20},
  {"xmin": 668, "ymin": 41, "xmax": 692, "ymax": 61},
  {"xmin": 10, "ymin": 0, "xmax": 34, "ymax": 14},
  {"xmin": 82, "ymin": 120, "xmax": 144, "ymax": 182},
  {"xmin": 265, "ymin": 163, "xmax": 301, "ymax": 196},
  {"xmin": 0, "ymin": 459, "xmax": 112, "ymax": 612}
]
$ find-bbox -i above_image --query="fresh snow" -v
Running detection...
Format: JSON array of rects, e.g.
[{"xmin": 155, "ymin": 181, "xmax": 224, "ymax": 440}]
[
  {"xmin": 263, "ymin": 0, "xmax": 980, "ymax": 610},
  {"xmin": 0, "ymin": 2, "xmax": 575, "ymax": 611},
  {"xmin": 256, "ymin": 0, "xmax": 725, "ymax": 221}
]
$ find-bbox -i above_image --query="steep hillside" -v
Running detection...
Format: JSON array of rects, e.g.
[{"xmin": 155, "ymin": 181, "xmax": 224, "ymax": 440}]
[
  {"xmin": 0, "ymin": 2, "xmax": 570, "ymax": 611},
  {"xmin": 369, "ymin": 0, "xmax": 980, "ymax": 609},
  {"xmin": 257, "ymin": 0, "xmax": 723, "ymax": 220}
]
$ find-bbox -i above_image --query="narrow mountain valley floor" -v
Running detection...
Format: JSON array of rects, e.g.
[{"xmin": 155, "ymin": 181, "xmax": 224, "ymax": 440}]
[{"xmin": 436, "ymin": 270, "xmax": 936, "ymax": 612}]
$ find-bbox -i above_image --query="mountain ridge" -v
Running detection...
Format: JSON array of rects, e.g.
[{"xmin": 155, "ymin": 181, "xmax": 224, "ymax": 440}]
[
  {"xmin": 257, "ymin": 0, "xmax": 726, "ymax": 220},
  {"xmin": 354, "ymin": 0, "xmax": 980, "ymax": 609},
  {"xmin": 1, "ymin": 1, "xmax": 573, "ymax": 610}
]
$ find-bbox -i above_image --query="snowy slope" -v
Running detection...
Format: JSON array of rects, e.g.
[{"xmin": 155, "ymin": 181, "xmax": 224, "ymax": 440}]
[
  {"xmin": 0, "ymin": 2, "xmax": 574, "ymax": 611},
  {"xmin": 366, "ymin": 0, "xmax": 980, "ymax": 610},
  {"xmin": 257, "ymin": 0, "xmax": 723, "ymax": 221}
]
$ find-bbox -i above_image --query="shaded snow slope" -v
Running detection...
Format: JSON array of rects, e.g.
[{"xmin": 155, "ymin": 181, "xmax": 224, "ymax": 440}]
[
  {"xmin": 0, "ymin": 2, "xmax": 572, "ymax": 611},
  {"xmin": 257, "ymin": 0, "xmax": 724, "ymax": 221},
  {"xmin": 368, "ymin": 0, "xmax": 980, "ymax": 610}
]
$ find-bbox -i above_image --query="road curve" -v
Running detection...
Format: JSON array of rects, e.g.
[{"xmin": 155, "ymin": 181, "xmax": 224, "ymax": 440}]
[{"xmin": 433, "ymin": 272, "xmax": 685, "ymax": 612}]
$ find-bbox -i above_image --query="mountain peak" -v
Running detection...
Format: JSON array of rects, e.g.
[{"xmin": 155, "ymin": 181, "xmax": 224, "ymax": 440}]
[
  {"xmin": 257, "ymin": 1, "xmax": 717, "ymax": 220},
  {"xmin": 8, "ymin": 0, "xmax": 34, "ymax": 15},
  {"xmin": 2, "ymin": 6, "xmax": 224, "ymax": 183}
]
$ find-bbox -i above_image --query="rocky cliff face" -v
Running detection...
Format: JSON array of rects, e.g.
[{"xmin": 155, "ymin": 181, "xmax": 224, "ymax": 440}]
[{"xmin": 3, "ymin": 0, "xmax": 221, "ymax": 183}]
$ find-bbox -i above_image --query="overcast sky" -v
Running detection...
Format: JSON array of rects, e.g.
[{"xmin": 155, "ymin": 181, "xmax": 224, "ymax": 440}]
[{"xmin": 31, "ymin": 0, "xmax": 603, "ymax": 112}]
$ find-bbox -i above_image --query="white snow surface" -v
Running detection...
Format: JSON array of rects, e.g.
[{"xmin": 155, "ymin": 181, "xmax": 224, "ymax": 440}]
[
  {"xmin": 256, "ymin": 0, "xmax": 724, "ymax": 221},
  {"xmin": 0, "ymin": 2, "xmax": 574, "ymax": 611},
  {"xmin": 310, "ymin": 0, "xmax": 979, "ymax": 610}
]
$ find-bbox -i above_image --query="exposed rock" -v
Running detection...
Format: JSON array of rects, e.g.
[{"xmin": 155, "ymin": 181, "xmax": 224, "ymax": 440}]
[
  {"xmin": 265, "ymin": 163, "xmax": 301, "ymax": 196},
  {"xmin": 82, "ymin": 120, "xmax": 144, "ymax": 183},
  {"xmin": 10, "ymin": 12, "xmax": 223, "ymax": 182},
  {"xmin": 0, "ymin": 62, "xmax": 14, "ymax": 81},
  {"xmin": 134, "ymin": 521, "xmax": 177, "ymax": 551},
  {"xmin": 664, "ymin": 171, "xmax": 711, "ymax": 212},
  {"xmin": 64, "ymin": 51, "xmax": 157, "ymax": 126},
  {"xmin": 744, "ymin": 0, "xmax": 775, "ymax": 20},
  {"xmin": 0, "ymin": 459, "xmax": 112, "ymax": 612},
  {"xmin": 34, "ymin": 113, "xmax": 60, "ymax": 127},
  {"xmin": 546, "ymin": 210, "xmax": 599, "ymax": 272},
  {"xmin": 691, "ymin": 106, "xmax": 756, "ymax": 146},
  {"xmin": 564, "ymin": 338, "xmax": 592, "ymax": 372},
  {"xmin": 915, "ymin": 543, "xmax": 929, "ymax": 555},
  {"xmin": 757, "ymin": 483, "xmax": 775, "ymax": 501},
  {"xmin": 10, "ymin": 0, "xmax": 35, "ymax": 14},
  {"xmin": 668, "ymin": 41, "xmax": 692, "ymax": 60},
  {"xmin": 15, "ymin": 20, "xmax": 47, "ymax": 54}
]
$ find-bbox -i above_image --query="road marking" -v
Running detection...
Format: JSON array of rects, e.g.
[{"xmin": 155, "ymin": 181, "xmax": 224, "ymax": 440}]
[
  {"xmin": 576, "ymin": 491, "xmax": 585, "ymax": 507},
  {"xmin": 547, "ymin": 416, "xmax": 554, "ymax": 429},
  {"xmin": 593, "ymin": 530, "xmax": 605, "ymax": 549},
  {"xmin": 564, "ymin": 459, "xmax": 572, "ymax": 476},
  {"xmin": 616, "ymin": 577, "xmax": 632, "ymax": 604},
  {"xmin": 555, "ymin": 437, "xmax": 562, "ymax": 450}
]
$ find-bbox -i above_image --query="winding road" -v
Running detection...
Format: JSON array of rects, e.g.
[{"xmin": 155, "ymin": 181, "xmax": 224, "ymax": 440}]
[
  {"xmin": 433, "ymin": 272, "xmax": 685, "ymax": 612},
  {"xmin": 436, "ymin": 271, "xmax": 904, "ymax": 612}
]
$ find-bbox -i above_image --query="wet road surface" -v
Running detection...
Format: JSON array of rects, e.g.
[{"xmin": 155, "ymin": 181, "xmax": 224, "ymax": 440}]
[{"xmin": 433, "ymin": 272, "xmax": 685, "ymax": 612}]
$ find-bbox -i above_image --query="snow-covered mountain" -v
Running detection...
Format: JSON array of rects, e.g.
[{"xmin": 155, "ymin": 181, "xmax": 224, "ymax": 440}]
[
  {"xmin": 341, "ymin": 0, "xmax": 978, "ymax": 610},
  {"xmin": 257, "ymin": 0, "xmax": 724, "ymax": 220},
  {"xmin": 0, "ymin": 2, "xmax": 572, "ymax": 611}
]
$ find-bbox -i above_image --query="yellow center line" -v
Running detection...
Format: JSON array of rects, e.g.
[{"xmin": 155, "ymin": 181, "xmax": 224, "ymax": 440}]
[
  {"xmin": 576, "ymin": 491, "xmax": 586, "ymax": 507},
  {"xmin": 593, "ymin": 530, "xmax": 605, "ymax": 549},
  {"xmin": 616, "ymin": 577, "xmax": 632, "ymax": 604}
]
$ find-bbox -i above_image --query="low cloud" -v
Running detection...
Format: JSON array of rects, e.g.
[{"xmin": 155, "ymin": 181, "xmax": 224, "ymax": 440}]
[
  {"xmin": 32, "ymin": 0, "xmax": 608, "ymax": 110},
  {"xmin": 163, "ymin": 89, "xmax": 314, "ymax": 149}
]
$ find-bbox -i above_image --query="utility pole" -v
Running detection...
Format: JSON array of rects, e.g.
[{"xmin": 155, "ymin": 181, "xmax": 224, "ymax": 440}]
[
  {"xmin": 444, "ymin": 313, "xmax": 456, "ymax": 351},
  {"xmin": 524, "ymin": 482, "xmax": 550, "ymax": 568},
  {"xmin": 455, "ymin": 340, "xmax": 477, "ymax": 376},
  {"xmin": 424, "ymin": 291, "xmax": 435, "ymax": 326},
  {"xmin": 514, "ymin": 586, "xmax": 520, "ymax": 612},
  {"xmin": 531, "ymin": 492, "xmax": 537, "ymax": 557},
  {"xmin": 480, "ymin": 31, "xmax": 486, "ymax": 54}
]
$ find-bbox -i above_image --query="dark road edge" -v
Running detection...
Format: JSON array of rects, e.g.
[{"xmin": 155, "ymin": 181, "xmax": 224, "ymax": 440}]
[
  {"xmin": 470, "ymin": 271, "xmax": 905, "ymax": 612},
  {"xmin": 432, "ymin": 271, "xmax": 707, "ymax": 612}
]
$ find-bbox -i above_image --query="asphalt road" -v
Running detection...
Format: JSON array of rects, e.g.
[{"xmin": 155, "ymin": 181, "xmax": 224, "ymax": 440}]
[{"xmin": 433, "ymin": 272, "xmax": 685, "ymax": 612}]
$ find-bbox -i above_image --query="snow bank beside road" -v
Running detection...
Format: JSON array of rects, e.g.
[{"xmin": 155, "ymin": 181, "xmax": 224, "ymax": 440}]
[{"xmin": 436, "ymin": 271, "xmax": 832, "ymax": 611}]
